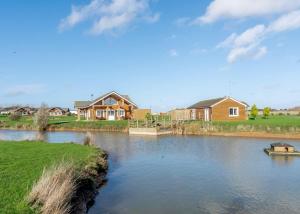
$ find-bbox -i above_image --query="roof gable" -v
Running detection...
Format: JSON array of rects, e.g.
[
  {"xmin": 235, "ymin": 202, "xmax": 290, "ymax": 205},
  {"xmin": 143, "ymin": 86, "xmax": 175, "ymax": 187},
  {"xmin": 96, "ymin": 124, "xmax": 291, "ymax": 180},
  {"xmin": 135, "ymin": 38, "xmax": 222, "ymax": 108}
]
[
  {"xmin": 74, "ymin": 91, "xmax": 138, "ymax": 109},
  {"xmin": 188, "ymin": 97, "xmax": 248, "ymax": 109},
  {"xmin": 211, "ymin": 97, "xmax": 248, "ymax": 108},
  {"xmin": 188, "ymin": 97, "xmax": 225, "ymax": 109}
]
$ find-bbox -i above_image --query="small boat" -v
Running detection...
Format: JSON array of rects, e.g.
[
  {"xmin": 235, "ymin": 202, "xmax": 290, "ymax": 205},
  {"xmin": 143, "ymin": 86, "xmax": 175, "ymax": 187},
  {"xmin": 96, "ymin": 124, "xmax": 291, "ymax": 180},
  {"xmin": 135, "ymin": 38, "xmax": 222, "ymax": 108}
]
[{"xmin": 264, "ymin": 143, "xmax": 300, "ymax": 156}]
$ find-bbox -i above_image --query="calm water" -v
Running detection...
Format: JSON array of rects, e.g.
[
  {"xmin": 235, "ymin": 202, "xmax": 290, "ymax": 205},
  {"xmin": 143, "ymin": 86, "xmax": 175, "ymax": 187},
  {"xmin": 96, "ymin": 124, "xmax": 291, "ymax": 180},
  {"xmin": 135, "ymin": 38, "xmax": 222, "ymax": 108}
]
[{"xmin": 1, "ymin": 130, "xmax": 300, "ymax": 214}]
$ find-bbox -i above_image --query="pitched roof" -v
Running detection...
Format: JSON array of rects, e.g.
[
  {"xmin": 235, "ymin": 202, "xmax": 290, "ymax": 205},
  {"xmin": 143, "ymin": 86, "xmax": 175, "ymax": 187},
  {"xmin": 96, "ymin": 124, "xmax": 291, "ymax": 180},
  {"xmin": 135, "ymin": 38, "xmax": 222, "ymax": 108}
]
[
  {"xmin": 271, "ymin": 143, "xmax": 294, "ymax": 148},
  {"xmin": 188, "ymin": 97, "xmax": 248, "ymax": 109},
  {"xmin": 48, "ymin": 107, "xmax": 69, "ymax": 112},
  {"xmin": 74, "ymin": 101, "xmax": 92, "ymax": 108},
  {"xmin": 74, "ymin": 91, "xmax": 137, "ymax": 109},
  {"xmin": 188, "ymin": 97, "xmax": 225, "ymax": 109}
]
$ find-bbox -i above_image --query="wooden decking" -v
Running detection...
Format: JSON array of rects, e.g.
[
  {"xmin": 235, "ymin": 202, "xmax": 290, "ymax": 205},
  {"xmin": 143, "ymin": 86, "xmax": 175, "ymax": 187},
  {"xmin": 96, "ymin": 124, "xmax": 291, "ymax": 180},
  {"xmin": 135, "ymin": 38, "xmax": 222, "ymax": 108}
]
[{"xmin": 129, "ymin": 128, "xmax": 172, "ymax": 136}]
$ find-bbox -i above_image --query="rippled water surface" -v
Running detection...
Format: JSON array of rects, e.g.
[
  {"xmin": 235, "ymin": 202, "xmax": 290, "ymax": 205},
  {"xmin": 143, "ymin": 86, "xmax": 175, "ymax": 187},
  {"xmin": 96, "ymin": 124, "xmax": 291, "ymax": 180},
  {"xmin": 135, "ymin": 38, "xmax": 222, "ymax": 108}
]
[{"xmin": 1, "ymin": 130, "xmax": 300, "ymax": 214}]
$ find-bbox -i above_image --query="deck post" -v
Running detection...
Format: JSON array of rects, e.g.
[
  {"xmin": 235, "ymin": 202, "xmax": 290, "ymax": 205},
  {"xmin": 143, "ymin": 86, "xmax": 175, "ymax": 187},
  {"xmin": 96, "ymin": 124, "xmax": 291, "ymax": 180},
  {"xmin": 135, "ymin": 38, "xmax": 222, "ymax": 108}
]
[{"xmin": 77, "ymin": 109, "xmax": 80, "ymax": 121}]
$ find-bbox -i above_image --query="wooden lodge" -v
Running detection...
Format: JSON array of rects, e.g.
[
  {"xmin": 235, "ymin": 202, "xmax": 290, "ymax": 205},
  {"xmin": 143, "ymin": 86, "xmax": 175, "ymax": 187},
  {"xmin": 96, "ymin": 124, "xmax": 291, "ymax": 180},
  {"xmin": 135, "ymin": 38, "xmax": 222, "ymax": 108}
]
[{"xmin": 74, "ymin": 91, "xmax": 138, "ymax": 121}]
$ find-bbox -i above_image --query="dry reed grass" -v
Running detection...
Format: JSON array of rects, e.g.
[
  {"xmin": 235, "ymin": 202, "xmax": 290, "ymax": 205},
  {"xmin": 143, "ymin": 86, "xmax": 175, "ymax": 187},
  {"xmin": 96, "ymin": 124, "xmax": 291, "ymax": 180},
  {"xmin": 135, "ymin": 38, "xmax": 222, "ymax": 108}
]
[{"xmin": 27, "ymin": 162, "xmax": 78, "ymax": 214}]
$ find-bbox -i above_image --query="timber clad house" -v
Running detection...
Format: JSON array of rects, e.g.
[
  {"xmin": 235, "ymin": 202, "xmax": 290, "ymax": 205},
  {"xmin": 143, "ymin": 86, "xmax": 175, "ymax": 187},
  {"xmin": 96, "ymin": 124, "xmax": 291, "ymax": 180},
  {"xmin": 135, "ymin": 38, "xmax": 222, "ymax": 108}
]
[
  {"xmin": 188, "ymin": 97, "xmax": 248, "ymax": 121},
  {"xmin": 74, "ymin": 91, "xmax": 138, "ymax": 121}
]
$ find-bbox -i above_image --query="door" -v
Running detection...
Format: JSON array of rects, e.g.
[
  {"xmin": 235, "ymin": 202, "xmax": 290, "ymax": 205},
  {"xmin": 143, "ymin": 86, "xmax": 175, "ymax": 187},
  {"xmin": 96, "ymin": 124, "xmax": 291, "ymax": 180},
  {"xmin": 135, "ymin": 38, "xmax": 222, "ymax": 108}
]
[
  {"xmin": 108, "ymin": 110, "xmax": 115, "ymax": 121},
  {"xmin": 204, "ymin": 108, "xmax": 210, "ymax": 122}
]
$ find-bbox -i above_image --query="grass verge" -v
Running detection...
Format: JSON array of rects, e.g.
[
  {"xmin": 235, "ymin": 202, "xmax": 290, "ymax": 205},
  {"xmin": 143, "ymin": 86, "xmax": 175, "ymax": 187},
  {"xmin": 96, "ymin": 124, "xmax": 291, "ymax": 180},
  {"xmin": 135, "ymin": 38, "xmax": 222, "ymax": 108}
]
[
  {"xmin": 0, "ymin": 141, "xmax": 107, "ymax": 214},
  {"xmin": 0, "ymin": 115, "xmax": 128, "ymax": 131}
]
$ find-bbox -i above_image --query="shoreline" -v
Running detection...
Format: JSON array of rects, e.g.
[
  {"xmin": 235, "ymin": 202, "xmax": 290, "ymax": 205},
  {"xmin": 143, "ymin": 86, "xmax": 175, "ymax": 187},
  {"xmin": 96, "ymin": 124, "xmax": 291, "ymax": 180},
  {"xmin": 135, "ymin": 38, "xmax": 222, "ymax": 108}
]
[
  {"xmin": 184, "ymin": 131, "xmax": 300, "ymax": 140},
  {"xmin": 1, "ymin": 127, "xmax": 300, "ymax": 140}
]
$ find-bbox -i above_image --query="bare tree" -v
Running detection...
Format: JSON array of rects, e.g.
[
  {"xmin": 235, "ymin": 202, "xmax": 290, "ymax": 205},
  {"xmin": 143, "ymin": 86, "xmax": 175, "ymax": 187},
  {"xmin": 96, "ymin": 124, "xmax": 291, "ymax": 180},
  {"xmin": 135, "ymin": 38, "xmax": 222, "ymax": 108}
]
[{"xmin": 34, "ymin": 103, "xmax": 49, "ymax": 131}]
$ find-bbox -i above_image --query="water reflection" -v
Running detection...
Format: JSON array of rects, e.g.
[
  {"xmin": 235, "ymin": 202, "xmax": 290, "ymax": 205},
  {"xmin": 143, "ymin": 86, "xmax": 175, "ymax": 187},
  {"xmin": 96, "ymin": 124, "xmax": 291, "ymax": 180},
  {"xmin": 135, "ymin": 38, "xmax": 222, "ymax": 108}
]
[
  {"xmin": 271, "ymin": 155, "xmax": 296, "ymax": 166},
  {"xmin": 1, "ymin": 130, "xmax": 300, "ymax": 214}
]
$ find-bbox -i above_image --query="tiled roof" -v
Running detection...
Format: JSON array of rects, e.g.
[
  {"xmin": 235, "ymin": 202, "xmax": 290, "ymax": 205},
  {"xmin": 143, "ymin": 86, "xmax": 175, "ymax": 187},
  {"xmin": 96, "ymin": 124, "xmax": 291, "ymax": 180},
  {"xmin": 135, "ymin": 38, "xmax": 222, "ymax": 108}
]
[
  {"xmin": 74, "ymin": 91, "xmax": 137, "ymax": 108},
  {"xmin": 188, "ymin": 97, "xmax": 225, "ymax": 109},
  {"xmin": 271, "ymin": 143, "xmax": 294, "ymax": 148},
  {"xmin": 74, "ymin": 101, "xmax": 92, "ymax": 108}
]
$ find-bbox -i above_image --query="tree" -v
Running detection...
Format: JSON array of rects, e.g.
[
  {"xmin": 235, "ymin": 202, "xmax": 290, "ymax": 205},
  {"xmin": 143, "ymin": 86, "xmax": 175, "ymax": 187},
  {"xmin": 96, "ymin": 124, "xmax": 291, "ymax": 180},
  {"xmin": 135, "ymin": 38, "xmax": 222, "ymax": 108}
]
[
  {"xmin": 250, "ymin": 104, "xmax": 258, "ymax": 120},
  {"xmin": 34, "ymin": 103, "xmax": 49, "ymax": 131},
  {"xmin": 9, "ymin": 112, "xmax": 21, "ymax": 121},
  {"xmin": 145, "ymin": 113, "xmax": 152, "ymax": 120},
  {"xmin": 263, "ymin": 107, "xmax": 271, "ymax": 119}
]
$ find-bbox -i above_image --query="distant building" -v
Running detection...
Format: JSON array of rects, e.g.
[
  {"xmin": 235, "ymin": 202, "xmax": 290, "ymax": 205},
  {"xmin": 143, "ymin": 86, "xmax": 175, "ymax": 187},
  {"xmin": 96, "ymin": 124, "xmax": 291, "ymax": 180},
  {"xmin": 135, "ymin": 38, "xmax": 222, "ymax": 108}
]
[
  {"xmin": 0, "ymin": 106, "xmax": 36, "ymax": 116},
  {"xmin": 48, "ymin": 107, "xmax": 70, "ymax": 116},
  {"xmin": 187, "ymin": 97, "xmax": 248, "ymax": 121}
]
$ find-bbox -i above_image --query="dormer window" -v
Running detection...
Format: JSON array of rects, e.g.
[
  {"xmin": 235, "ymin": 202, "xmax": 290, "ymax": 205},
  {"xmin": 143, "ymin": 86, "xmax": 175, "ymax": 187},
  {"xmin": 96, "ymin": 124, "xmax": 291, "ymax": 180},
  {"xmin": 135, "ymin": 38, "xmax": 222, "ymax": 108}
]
[{"xmin": 104, "ymin": 97, "xmax": 117, "ymax": 105}]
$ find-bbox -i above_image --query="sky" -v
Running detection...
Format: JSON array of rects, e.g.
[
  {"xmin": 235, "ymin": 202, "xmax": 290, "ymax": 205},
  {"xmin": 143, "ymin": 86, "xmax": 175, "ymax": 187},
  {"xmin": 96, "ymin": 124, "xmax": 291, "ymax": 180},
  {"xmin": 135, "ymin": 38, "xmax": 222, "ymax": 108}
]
[{"xmin": 1, "ymin": 0, "xmax": 300, "ymax": 112}]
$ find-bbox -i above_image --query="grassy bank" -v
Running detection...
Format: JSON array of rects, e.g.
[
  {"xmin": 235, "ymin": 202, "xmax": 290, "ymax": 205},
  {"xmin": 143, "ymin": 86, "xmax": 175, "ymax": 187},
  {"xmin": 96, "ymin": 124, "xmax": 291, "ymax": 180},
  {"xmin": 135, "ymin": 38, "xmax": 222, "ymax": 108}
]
[
  {"xmin": 0, "ymin": 115, "xmax": 128, "ymax": 131},
  {"xmin": 0, "ymin": 141, "xmax": 107, "ymax": 213},
  {"xmin": 181, "ymin": 115, "xmax": 300, "ymax": 134}
]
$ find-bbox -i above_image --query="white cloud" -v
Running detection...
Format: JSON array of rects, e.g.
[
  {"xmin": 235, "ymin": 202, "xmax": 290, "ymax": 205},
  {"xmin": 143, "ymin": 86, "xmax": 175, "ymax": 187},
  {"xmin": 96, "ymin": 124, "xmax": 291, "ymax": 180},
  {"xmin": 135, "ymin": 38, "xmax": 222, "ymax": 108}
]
[
  {"xmin": 234, "ymin": 25, "xmax": 266, "ymax": 47},
  {"xmin": 59, "ymin": 0, "xmax": 159, "ymax": 35},
  {"xmin": 219, "ymin": 10, "xmax": 300, "ymax": 62},
  {"xmin": 227, "ymin": 44, "xmax": 256, "ymax": 63},
  {"xmin": 197, "ymin": 0, "xmax": 300, "ymax": 24},
  {"xmin": 268, "ymin": 10, "xmax": 300, "ymax": 32},
  {"xmin": 253, "ymin": 46, "xmax": 268, "ymax": 60},
  {"xmin": 5, "ymin": 84, "xmax": 45, "ymax": 97},
  {"xmin": 216, "ymin": 33, "xmax": 237, "ymax": 49},
  {"xmin": 169, "ymin": 49, "xmax": 178, "ymax": 57}
]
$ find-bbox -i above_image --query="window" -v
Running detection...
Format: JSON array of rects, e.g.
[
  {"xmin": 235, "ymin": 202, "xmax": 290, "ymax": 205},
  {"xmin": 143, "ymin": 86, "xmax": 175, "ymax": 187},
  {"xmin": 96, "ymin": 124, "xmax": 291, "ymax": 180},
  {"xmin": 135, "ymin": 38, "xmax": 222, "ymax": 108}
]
[
  {"xmin": 96, "ymin": 110, "xmax": 106, "ymax": 118},
  {"xmin": 229, "ymin": 107, "xmax": 239, "ymax": 117},
  {"xmin": 191, "ymin": 109, "xmax": 196, "ymax": 120},
  {"xmin": 104, "ymin": 97, "xmax": 117, "ymax": 105},
  {"xmin": 118, "ymin": 109, "xmax": 125, "ymax": 117}
]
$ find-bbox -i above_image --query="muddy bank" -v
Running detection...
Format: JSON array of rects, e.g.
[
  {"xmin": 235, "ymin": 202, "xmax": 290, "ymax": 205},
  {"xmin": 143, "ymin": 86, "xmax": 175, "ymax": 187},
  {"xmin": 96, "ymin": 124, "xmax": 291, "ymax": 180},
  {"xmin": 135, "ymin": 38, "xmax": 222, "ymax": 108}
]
[{"xmin": 71, "ymin": 150, "xmax": 108, "ymax": 213}]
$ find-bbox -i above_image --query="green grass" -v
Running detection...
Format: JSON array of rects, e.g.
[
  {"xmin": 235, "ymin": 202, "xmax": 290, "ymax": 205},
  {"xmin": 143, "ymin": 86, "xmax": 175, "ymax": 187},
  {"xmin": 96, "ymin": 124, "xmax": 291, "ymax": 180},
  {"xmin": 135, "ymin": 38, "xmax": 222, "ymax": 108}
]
[
  {"xmin": 0, "ymin": 115, "xmax": 128, "ymax": 130},
  {"xmin": 54, "ymin": 119, "xmax": 128, "ymax": 129},
  {"xmin": 186, "ymin": 115, "xmax": 300, "ymax": 133},
  {"xmin": 0, "ymin": 141, "xmax": 98, "ymax": 213}
]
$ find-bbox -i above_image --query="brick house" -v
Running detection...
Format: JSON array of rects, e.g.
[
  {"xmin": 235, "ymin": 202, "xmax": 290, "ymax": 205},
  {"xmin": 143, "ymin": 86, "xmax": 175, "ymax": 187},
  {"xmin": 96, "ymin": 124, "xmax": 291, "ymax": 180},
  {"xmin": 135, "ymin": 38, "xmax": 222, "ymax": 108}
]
[{"xmin": 187, "ymin": 97, "xmax": 248, "ymax": 121}]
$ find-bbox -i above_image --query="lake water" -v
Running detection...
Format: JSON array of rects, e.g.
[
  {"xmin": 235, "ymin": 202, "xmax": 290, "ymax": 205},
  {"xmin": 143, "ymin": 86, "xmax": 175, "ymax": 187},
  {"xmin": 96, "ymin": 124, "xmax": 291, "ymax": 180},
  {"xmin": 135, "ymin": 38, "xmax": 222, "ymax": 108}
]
[{"xmin": 1, "ymin": 129, "xmax": 300, "ymax": 214}]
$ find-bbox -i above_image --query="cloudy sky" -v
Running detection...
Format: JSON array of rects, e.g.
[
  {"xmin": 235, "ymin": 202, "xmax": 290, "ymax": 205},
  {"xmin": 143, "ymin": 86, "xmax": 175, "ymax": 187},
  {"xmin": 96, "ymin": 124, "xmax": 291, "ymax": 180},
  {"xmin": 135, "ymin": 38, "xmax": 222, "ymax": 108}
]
[{"xmin": 1, "ymin": 0, "xmax": 300, "ymax": 111}]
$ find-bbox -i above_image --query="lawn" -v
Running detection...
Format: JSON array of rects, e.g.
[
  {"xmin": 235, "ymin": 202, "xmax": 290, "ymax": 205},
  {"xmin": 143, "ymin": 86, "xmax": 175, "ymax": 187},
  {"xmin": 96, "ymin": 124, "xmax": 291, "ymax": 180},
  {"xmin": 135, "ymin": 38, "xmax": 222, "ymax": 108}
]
[
  {"xmin": 193, "ymin": 115, "xmax": 300, "ymax": 132},
  {"xmin": 0, "ymin": 141, "xmax": 99, "ymax": 213},
  {"xmin": 0, "ymin": 115, "xmax": 128, "ymax": 130}
]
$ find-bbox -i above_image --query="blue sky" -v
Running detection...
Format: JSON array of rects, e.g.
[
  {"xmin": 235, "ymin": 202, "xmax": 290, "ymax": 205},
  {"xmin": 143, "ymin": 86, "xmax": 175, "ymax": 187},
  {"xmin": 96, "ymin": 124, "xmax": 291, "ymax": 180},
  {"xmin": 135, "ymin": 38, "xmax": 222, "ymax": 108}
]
[{"xmin": 1, "ymin": 0, "xmax": 300, "ymax": 111}]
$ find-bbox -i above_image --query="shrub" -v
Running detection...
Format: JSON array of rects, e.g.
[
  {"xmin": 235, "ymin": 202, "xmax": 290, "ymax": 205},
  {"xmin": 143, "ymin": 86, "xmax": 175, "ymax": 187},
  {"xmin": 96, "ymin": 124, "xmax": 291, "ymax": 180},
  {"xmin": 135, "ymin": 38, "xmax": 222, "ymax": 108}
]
[
  {"xmin": 263, "ymin": 107, "xmax": 271, "ymax": 119},
  {"xmin": 9, "ymin": 112, "xmax": 21, "ymax": 121},
  {"xmin": 83, "ymin": 133, "xmax": 95, "ymax": 146},
  {"xmin": 34, "ymin": 103, "xmax": 49, "ymax": 131},
  {"xmin": 250, "ymin": 104, "xmax": 258, "ymax": 120}
]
